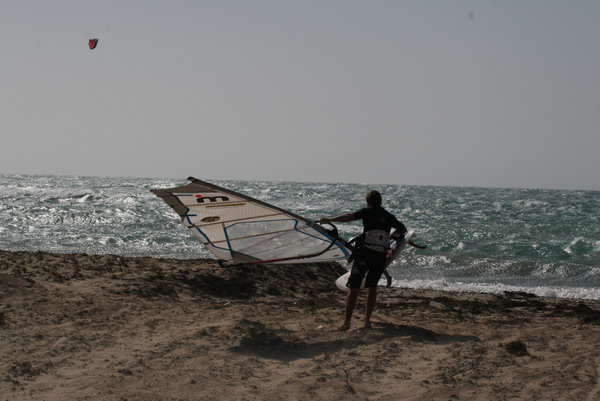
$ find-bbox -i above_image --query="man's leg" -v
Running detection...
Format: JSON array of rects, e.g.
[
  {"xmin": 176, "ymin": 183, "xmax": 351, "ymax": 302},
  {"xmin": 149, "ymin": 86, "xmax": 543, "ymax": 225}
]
[
  {"xmin": 338, "ymin": 287, "xmax": 360, "ymax": 331},
  {"xmin": 363, "ymin": 287, "xmax": 377, "ymax": 328},
  {"xmin": 383, "ymin": 269, "xmax": 392, "ymax": 287}
]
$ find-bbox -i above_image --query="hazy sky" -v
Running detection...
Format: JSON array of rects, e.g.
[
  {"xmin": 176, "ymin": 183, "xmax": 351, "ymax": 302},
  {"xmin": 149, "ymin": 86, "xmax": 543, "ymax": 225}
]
[{"xmin": 1, "ymin": 1, "xmax": 599, "ymax": 190}]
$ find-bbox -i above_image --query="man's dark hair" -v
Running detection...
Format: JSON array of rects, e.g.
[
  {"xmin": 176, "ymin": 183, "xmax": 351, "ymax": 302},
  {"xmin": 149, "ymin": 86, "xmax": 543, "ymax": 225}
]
[{"xmin": 366, "ymin": 190, "xmax": 382, "ymax": 207}]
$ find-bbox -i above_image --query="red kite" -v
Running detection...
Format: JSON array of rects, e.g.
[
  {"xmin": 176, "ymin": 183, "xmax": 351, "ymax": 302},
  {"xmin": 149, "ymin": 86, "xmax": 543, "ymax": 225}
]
[{"xmin": 89, "ymin": 38, "xmax": 98, "ymax": 50}]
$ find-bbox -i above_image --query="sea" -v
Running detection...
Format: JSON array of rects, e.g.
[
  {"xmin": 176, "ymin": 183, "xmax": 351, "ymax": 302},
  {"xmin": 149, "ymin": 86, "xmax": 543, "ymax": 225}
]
[{"xmin": 1, "ymin": 174, "xmax": 598, "ymax": 300}]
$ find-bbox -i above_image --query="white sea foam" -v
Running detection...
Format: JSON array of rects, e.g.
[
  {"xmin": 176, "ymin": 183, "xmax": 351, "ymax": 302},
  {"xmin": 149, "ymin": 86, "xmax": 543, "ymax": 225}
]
[{"xmin": 390, "ymin": 278, "xmax": 600, "ymax": 301}]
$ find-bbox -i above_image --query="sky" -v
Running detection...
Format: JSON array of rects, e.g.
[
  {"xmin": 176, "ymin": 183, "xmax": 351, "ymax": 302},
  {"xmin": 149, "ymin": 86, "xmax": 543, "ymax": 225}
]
[{"xmin": 1, "ymin": 1, "xmax": 599, "ymax": 190}]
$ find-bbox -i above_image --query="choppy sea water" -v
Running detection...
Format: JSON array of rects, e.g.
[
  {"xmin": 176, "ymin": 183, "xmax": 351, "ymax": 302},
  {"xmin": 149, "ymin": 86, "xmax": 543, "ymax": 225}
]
[{"xmin": 1, "ymin": 174, "xmax": 598, "ymax": 300}]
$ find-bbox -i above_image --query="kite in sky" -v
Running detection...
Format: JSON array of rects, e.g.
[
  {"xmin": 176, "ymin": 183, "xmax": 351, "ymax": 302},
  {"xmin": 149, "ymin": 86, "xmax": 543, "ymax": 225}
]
[{"xmin": 88, "ymin": 38, "xmax": 98, "ymax": 50}]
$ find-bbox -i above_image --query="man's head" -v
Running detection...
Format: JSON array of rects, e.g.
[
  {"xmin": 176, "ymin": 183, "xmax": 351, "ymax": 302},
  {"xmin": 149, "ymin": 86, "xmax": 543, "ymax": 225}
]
[{"xmin": 365, "ymin": 190, "xmax": 382, "ymax": 207}]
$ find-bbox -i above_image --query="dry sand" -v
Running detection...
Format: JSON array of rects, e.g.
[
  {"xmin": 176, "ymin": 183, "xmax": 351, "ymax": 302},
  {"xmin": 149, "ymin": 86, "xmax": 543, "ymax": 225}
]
[{"xmin": 1, "ymin": 249, "xmax": 599, "ymax": 401}]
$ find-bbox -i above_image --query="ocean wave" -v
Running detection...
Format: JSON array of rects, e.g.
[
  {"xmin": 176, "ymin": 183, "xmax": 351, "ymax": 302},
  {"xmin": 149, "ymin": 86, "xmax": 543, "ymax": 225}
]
[{"xmin": 1, "ymin": 174, "xmax": 599, "ymax": 300}]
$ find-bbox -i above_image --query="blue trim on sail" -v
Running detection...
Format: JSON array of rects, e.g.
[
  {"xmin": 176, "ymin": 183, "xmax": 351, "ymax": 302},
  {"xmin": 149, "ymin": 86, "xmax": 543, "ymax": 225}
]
[{"xmin": 183, "ymin": 215, "xmax": 230, "ymax": 252}]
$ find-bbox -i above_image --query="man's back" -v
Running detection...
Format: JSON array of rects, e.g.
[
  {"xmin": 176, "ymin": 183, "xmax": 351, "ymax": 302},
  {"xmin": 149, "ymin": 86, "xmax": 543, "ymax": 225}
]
[{"xmin": 354, "ymin": 206, "xmax": 406, "ymax": 234}]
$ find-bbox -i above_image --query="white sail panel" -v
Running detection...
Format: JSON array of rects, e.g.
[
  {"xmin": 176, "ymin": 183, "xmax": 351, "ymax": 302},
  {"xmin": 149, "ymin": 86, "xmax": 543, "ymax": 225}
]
[{"xmin": 151, "ymin": 177, "xmax": 350, "ymax": 265}]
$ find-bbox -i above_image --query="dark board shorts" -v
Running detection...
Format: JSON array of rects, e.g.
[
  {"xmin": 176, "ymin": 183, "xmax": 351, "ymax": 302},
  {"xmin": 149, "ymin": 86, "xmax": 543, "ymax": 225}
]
[{"xmin": 346, "ymin": 247, "xmax": 387, "ymax": 289}]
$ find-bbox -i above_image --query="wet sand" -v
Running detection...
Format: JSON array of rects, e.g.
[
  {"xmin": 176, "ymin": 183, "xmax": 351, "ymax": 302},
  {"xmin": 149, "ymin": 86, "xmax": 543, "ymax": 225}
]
[{"xmin": 1, "ymin": 250, "xmax": 599, "ymax": 401}]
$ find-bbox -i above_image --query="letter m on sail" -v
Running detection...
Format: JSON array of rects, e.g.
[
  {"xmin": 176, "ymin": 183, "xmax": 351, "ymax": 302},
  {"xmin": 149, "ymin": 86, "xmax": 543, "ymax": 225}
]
[{"xmin": 195, "ymin": 195, "xmax": 230, "ymax": 203}]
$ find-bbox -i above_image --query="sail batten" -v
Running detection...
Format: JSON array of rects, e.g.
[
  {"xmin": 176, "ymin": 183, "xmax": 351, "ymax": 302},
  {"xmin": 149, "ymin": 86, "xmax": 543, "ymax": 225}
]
[{"xmin": 151, "ymin": 177, "xmax": 350, "ymax": 264}]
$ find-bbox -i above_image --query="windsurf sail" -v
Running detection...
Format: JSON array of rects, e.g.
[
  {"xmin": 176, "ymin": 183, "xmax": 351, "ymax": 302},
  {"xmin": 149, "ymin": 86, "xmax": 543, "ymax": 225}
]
[{"xmin": 151, "ymin": 177, "xmax": 351, "ymax": 265}]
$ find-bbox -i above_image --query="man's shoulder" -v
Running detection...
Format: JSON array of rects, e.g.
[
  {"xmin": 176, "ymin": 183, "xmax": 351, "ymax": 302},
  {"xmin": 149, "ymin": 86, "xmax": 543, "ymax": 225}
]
[
  {"xmin": 355, "ymin": 206, "xmax": 394, "ymax": 218},
  {"xmin": 353, "ymin": 207, "xmax": 370, "ymax": 216},
  {"xmin": 378, "ymin": 206, "xmax": 400, "ymax": 221},
  {"xmin": 375, "ymin": 206, "xmax": 393, "ymax": 215}
]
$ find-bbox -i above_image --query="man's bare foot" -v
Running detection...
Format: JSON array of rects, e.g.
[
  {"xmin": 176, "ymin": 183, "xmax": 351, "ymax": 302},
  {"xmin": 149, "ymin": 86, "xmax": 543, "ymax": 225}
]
[
  {"xmin": 363, "ymin": 322, "xmax": 373, "ymax": 329},
  {"xmin": 337, "ymin": 323, "xmax": 350, "ymax": 331}
]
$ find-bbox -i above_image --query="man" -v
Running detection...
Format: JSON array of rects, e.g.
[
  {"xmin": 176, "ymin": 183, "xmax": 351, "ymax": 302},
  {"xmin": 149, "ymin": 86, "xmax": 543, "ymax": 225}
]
[{"xmin": 319, "ymin": 190, "xmax": 407, "ymax": 331}]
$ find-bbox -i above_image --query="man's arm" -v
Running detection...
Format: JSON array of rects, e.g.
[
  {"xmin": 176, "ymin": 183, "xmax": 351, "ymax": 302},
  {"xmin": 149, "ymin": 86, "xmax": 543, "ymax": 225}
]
[
  {"xmin": 318, "ymin": 213, "xmax": 357, "ymax": 225},
  {"xmin": 390, "ymin": 213, "xmax": 408, "ymax": 236}
]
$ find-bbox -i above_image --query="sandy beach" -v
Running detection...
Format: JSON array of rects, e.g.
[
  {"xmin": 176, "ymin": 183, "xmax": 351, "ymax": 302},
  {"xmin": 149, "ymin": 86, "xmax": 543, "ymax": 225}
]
[{"xmin": 1, "ymin": 249, "xmax": 599, "ymax": 401}]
